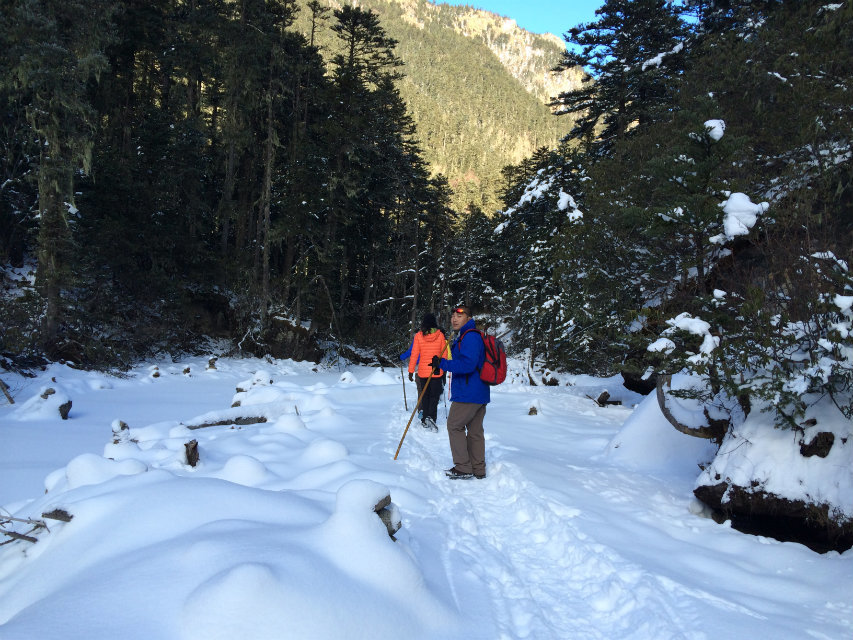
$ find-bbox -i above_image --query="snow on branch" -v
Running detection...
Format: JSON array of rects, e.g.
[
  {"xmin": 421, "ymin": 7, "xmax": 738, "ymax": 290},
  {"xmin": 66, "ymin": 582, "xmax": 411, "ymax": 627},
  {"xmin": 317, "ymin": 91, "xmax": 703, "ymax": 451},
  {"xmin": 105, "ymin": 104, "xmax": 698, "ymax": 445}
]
[
  {"xmin": 640, "ymin": 42, "xmax": 684, "ymax": 71},
  {"xmin": 651, "ymin": 312, "xmax": 719, "ymax": 364},
  {"xmin": 557, "ymin": 189, "xmax": 583, "ymax": 221},
  {"xmin": 710, "ymin": 193, "xmax": 769, "ymax": 244},
  {"xmin": 703, "ymin": 119, "xmax": 725, "ymax": 142}
]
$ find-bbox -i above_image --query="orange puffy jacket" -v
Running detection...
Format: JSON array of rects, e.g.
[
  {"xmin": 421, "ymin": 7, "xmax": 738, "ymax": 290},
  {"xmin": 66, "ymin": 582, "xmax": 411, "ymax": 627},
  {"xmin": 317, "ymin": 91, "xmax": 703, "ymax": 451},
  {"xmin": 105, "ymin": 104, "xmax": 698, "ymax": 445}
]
[{"xmin": 409, "ymin": 329, "xmax": 449, "ymax": 378}]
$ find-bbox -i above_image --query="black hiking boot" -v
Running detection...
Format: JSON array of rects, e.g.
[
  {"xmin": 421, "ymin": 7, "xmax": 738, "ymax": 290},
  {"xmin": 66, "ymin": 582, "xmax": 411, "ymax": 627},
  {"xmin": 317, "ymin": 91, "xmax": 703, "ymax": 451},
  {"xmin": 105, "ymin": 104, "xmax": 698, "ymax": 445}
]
[{"xmin": 445, "ymin": 467, "xmax": 473, "ymax": 480}]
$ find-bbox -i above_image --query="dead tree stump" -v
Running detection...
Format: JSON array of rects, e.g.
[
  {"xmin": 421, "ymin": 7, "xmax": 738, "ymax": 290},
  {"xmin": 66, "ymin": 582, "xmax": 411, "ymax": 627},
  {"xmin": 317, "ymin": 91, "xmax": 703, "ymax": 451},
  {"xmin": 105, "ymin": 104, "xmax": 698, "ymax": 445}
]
[
  {"xmin": 0, "ymin": 378, "xmax": 13, "ymax": 404},
  {"xmin": 185, "ymin": 440, "xmax": 199, "ymax": 467},
  {"xmin": 373, "ymin": 494, "xmax": 401, "ymax": 539}
]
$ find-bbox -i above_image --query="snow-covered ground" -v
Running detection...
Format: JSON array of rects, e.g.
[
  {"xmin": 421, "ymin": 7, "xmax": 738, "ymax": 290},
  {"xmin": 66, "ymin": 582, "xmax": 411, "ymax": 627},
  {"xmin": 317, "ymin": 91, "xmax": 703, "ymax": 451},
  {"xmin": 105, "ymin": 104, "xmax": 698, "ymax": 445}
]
[{"xmin": 1, "ymin": 355, "xmax": 850, "ymax": 639}]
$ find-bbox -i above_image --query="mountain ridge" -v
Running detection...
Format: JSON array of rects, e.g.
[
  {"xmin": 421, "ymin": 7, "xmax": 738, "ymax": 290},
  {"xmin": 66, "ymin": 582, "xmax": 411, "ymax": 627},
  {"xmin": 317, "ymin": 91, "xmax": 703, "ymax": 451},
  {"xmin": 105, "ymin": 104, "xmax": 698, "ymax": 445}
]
[{"xmin": 295, "ymin": 0, "xmax": 583, "ymax": 212}]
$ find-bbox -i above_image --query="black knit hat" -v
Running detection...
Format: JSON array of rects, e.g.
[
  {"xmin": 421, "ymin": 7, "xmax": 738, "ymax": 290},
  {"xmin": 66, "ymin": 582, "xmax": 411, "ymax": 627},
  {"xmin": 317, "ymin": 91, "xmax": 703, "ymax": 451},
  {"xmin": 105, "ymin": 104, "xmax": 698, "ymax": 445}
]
[{"xmin": 421, "ymin": 312, "xmax": 438, "ymax": 331}]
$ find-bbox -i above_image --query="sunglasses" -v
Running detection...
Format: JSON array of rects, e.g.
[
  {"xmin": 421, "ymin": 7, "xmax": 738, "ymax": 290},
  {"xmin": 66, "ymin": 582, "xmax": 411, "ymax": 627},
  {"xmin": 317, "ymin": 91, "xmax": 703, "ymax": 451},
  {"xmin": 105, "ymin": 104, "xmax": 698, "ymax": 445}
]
[{"xmin": 452, "ymin": 307, "xmax": 468, "ymax": 315}]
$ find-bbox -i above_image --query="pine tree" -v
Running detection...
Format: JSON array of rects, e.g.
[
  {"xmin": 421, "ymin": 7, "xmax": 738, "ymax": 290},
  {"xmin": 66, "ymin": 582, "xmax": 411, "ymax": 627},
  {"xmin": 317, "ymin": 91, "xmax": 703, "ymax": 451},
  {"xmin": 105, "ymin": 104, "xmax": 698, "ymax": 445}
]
[
  {"xmin": 649, "ymin": 0, "xmax": 853, "ymax": 427},
  {"xmin": 316, "ymin": 5, "xmax": 408, "ymax": 335},
  {"xmin": 72, "ymin": 0, "xmax": 234, "ymax": 359},
  {"xmin": 416, "ymin": 173, "xmax": 457, "ymax": 318},
  {"xmin": 683, "ymin": 0, "xmax": 784, "ymax": 35},
  {"xmin": 552, "ymin": 0, "xmax": 686, "ymax": 156},
  {"xmin": 443, "ymin": 204, "xmax": 498, "ymax": 315},
  {"xmin": 4, "ymin": 0, "xmax": 115, "ymax": 353},
  {"xmin": 0, "ymin": 51, "xmax": 37, "ymax": 269},
  {"xmin": 493, "ymin": 147, "xmax": 587, "ymax": 366}
]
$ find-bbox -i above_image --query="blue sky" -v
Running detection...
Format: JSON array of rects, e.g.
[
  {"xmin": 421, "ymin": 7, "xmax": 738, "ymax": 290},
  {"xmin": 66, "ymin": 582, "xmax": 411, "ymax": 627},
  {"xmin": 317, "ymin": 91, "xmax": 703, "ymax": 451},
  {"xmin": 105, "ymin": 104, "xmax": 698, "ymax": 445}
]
[{"xmin": 438, "ymin": 0, "xmax": 604, "ymax": 37}]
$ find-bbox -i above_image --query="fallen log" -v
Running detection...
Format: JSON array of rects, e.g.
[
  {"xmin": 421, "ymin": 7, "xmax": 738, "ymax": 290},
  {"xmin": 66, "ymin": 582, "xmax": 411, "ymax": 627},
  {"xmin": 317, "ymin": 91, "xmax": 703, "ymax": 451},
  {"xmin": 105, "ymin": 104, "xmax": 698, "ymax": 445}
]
[
  {"xmin": 586, "ymin": 391, "xmax": 622, "ymax": 407},
  {"xmin": 1, "ymin": 530, "xmax": 38, "ymax": 544},
  {"xmin": 0, "ymin": 510, "xmax": 73, "ymax": 545},
  {"xmin": 0, "ymin": 515, "xmax": 46, "ymax": 545},
  {"xmin": 185, "ymin": 416, "xmax": 268, "ymax": 430},
  {"xmin": 1, "ymin": 515, "xmax": 46, "ymax": 528}
]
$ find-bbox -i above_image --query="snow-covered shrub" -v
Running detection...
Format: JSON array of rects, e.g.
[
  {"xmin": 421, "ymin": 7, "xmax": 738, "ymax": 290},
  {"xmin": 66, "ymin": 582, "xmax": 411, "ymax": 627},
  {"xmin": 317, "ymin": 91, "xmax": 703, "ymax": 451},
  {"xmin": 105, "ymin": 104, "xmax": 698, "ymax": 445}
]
[
  {"xmin": 493, "ymin": 147, "xmax": 593, "ymax": 369},
  {"xmin": 657, "ymin": 243, "xmax": 852, "ymax": 427}
]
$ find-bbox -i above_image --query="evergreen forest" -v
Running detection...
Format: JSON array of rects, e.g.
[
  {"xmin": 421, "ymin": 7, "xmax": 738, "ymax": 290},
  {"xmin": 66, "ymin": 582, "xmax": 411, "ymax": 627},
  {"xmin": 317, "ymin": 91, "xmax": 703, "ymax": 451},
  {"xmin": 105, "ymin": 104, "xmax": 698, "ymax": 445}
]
[
  {"xmin": 2, "ymin": 0, "xmax": 464, "ymax": 367},
  {"xmin": 1, "ymin": 0, "xmax": 852, "ymax": 438},
  {"xmin": 494, "ymin": 0, "xmax": 852, "ymax": 431},
  {"xmin": 289, "ymin": 0, "xmax": 582, "ymax": 214}
]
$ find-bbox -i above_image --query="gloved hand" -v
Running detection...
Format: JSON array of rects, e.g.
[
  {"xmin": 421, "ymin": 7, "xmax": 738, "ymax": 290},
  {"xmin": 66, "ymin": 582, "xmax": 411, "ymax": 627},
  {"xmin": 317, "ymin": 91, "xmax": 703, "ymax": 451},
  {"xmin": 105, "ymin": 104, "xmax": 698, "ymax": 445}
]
[
  {"xmin": 408, "ymin": 372, "xmax": 414, "ymax": 382},
  {"xmin": 430, "ymin": 355, "xmax": 441, "ymax": 374}
]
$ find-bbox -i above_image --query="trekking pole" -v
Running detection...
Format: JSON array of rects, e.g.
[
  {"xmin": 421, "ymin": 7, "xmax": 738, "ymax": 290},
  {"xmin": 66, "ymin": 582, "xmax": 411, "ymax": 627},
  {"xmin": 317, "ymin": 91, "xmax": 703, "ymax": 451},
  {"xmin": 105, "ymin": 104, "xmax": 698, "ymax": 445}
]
[
  {"xmin": 435, "ymin": 336, "xmax": 450, "ymax": 422},
  {"xmin": 400, "ymin": 364, "xmax": 408, "ymax": 411},
  {"xmin": 442, "ymin": 383, "xmax": 447, "ymax": 420},
  {"xmin": 394, "ymin": 374, "xmax": 434, "ymax": 460}
]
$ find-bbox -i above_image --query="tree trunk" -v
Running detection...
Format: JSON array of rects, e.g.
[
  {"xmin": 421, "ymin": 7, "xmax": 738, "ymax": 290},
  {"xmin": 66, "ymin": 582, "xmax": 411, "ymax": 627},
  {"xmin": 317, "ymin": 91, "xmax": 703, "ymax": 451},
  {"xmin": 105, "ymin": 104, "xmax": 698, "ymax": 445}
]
[
  {"xmin": 361, "ymin": 250, "xmax": 375, "ymax": 331},
  {"xmin": 36, "ymin": 150, "xmax": 72, "ymax": 349},
  {"xmin": 338, "ymin": 245, "xmax": 348, "ymax": 314},
  {"xmin": 410, "ymin": 210, "xmax": 420, "ymax": 329},
  {"xmin": 656, "ymin": 374, "xmax": 726, "ymax": 440},
  {"xmin": 259, "ymin": 94, "xmax": 275, "ymax": 326},
  {"xmin": 282, "ymin": 236, "xmax": 295, "ymax": 305},
  {"xmin": 218, "ymin": 138, "xmax": 237, "ymax": 256}
]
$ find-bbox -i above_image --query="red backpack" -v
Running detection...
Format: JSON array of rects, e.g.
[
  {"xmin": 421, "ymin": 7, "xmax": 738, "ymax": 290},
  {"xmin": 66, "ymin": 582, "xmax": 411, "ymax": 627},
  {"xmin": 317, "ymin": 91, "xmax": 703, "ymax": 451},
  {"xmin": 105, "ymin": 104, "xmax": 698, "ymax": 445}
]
[{"xmin": 460, "ymin": 329, "xmax": 507, "ymax": 385}]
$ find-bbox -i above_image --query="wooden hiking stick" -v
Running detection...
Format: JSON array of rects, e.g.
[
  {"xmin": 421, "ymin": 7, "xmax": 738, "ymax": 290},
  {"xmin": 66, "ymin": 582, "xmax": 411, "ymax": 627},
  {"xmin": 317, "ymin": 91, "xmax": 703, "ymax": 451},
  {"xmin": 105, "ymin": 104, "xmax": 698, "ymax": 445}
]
[
  {"xmin": 394, "ymin": 372, "xmax": 435, "ymax": 460},
  {"xmin": 394, "ymin": 338, "xmax": 451, "ymax": 460}
]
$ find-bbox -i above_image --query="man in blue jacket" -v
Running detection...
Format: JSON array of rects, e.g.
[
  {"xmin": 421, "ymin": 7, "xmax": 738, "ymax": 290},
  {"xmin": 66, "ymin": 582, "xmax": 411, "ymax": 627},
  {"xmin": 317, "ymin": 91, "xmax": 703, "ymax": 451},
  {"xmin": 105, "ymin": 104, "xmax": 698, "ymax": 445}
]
[{"xmin": 431, "ymin": 304, "xmax": 489, "ymax": 479}]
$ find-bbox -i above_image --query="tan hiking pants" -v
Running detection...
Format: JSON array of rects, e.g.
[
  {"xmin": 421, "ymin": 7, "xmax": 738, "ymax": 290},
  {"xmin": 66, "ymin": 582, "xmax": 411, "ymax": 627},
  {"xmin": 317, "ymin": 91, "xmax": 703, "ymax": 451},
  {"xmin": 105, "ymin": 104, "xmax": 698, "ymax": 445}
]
[{"xmin": 446, "ymin": 401, "xmax": 487, "ymax": 476}]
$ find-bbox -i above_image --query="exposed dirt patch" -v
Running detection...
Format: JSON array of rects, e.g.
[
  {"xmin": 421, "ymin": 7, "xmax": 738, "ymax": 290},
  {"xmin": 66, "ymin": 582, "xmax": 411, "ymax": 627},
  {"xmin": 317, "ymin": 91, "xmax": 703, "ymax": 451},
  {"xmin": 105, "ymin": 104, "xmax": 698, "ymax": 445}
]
[
  {"xmin": 799, "ymin": 431, "xmax": 835, "ymax": 458},
  {"xmin": 694, "ymin": 482, "xmax": 853, "ymax": 553}
]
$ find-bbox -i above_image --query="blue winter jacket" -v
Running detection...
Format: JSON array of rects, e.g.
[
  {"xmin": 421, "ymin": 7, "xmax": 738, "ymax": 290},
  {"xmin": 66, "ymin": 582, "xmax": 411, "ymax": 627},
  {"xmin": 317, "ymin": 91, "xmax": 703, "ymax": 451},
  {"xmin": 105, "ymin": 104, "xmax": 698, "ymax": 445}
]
[{"xmin": 440, "ymin": 318, "xmax": 490, "ymax": 404}]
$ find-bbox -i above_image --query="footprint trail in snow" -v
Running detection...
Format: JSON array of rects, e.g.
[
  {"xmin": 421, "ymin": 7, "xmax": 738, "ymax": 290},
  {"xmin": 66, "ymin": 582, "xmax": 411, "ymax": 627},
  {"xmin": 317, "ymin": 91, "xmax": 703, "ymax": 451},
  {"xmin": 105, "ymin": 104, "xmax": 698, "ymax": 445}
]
[{"xmin": 388, "ymin": 400, "xmax": 708, "ymax": 640}]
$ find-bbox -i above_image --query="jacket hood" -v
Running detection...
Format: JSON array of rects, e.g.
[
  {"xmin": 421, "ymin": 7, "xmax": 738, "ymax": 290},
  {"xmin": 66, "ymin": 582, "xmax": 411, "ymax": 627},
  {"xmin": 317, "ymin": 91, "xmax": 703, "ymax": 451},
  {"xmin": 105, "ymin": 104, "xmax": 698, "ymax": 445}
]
[{"xmin": 422, "ymin": 329, "xmax": 445, "ymax": 344}]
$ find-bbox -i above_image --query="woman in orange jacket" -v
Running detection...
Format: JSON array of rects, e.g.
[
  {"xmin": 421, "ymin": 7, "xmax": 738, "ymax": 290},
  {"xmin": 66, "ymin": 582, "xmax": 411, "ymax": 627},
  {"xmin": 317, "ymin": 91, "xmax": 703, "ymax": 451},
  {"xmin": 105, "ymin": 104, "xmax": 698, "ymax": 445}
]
[{"xmin": 408, "ymin": 312, "xmax": 448, "ymax": 432}]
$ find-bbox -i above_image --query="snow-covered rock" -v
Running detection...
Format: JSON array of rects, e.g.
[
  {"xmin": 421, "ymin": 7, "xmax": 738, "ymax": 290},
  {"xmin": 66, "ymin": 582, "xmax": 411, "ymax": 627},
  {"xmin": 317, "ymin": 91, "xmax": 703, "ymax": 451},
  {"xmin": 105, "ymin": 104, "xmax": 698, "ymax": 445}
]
[{"xmin": 694, "ymin": 397, "xmax": 853, "ymax": 552}]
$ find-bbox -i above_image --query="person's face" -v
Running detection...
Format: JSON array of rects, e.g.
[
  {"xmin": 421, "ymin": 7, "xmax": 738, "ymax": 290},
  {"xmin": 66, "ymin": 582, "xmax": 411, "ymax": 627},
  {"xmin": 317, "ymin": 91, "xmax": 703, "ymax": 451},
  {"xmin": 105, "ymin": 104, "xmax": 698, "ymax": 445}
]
[{"xmin": 450, "ymin": 310, "xmax": 469, "ymax": 331}]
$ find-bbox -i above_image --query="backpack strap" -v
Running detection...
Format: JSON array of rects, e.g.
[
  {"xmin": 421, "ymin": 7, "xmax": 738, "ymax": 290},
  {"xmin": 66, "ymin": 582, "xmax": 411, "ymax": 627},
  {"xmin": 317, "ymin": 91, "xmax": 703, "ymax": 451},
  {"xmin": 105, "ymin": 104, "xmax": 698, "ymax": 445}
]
[
  {"xmin": 457, "ymin": 328, "xmax": 485, "ymax": 380},
  {"xmin": 458, "ymin": 328, "xmax": 481, "ymax": 342},
  {"xmin": 457, "ymin": 328, "xmax": 484, "ymax": 352}
]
